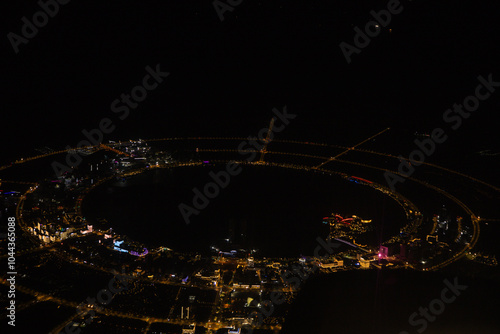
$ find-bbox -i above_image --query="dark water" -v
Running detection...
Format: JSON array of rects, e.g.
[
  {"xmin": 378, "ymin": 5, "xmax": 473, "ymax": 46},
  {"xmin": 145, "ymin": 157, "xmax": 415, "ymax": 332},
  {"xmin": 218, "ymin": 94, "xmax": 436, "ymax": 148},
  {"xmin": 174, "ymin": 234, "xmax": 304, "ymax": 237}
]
[
  {"xmin": 281, "ymin": 268, "xmax": 500, "ymax": 334},
  {"xmin": 82, "ymin": 165, "xmax": 406, "ymax": 257}
]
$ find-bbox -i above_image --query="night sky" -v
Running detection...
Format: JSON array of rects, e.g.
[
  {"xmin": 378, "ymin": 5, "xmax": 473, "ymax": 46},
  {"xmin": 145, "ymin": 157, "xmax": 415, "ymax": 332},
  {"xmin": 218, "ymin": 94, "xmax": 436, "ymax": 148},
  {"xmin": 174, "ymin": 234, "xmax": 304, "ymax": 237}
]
[
  {"xmin": 2, "ymin": 0, "xmax": 499, "ymax": 161},
  {"xmin": 2, "ymin": 1, "xmax": 500, "ymax": 333}
]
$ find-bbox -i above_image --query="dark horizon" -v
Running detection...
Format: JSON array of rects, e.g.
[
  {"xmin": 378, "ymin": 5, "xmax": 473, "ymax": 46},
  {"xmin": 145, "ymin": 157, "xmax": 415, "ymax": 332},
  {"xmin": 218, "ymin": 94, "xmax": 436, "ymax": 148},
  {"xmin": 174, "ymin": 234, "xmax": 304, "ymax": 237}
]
[
  {"xmin": 2, "ymin": 1, "xmax": 499, "ymax": 156},
  {"xmin": 1, "ymin": 1, "xmax": 500, "ymax": 333}
]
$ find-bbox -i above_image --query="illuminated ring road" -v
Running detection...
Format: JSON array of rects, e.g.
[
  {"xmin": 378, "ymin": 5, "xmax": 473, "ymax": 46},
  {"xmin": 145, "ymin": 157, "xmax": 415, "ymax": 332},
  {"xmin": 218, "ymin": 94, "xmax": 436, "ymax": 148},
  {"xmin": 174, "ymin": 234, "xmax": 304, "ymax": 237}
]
[
  {"xmin": 1, "ymin": 136, "xmax": 495, "ymax": 332},
  {"xmin": 3, "ymin": 137, "xmax": 493, "ymax": 269}
]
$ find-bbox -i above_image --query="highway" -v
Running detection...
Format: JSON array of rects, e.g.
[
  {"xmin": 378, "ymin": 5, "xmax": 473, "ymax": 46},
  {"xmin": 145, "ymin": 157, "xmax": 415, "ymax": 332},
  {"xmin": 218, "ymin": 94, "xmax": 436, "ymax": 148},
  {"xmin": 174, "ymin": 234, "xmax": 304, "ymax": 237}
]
[{"xmin": 2, "ymin": 135, "xmax": 497, "ymax": 334}]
